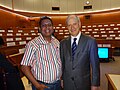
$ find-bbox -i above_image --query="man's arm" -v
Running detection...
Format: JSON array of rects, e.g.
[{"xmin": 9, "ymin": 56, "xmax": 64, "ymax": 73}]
[
  {"xmin": 90, "ymin": 39, "xmax": 100, "ymax": 90},
  {"xmin": 21, "ymin": 65, "xmax": 48, "ymax": 90}
]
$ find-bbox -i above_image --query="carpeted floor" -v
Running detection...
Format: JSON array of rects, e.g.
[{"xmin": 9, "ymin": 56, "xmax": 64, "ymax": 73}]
[{"xmin": 100, "ymin": 56, "xmax": 120, "ymax": 90}]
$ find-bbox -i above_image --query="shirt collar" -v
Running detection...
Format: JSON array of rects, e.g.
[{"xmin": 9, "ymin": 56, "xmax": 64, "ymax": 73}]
[
  {"xmin": 38, "ymin": 33, "xmax": 55, "ymax": 44},
  {"xmin": 71, "ymin": 32, "xmax": 81, "ymax": 45}
]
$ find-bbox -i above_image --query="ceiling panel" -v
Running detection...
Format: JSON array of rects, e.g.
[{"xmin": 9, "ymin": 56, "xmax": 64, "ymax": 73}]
[
  {"xmin": 24, "ymin": 0, "xmax": 34, "ymax": 11},
  {"xmin": 67, "ymin": 0, "xmax": 76, "ymax": 12},
  {"xmin": 42, "ymin": 0, "xmax": 51, "ymax": 12},
  {"xmin": 0, "ymin": 0, "xmax": 12, "ymax": 9},
  {"xmin": 14, "ymin": 0, "xmax": 24, "ymax": 10},
  {"xmin": 60, "ymin": 0, "xmax": 67, "ymax": 13},
  {"xmin": 76, "ymin": 0, "xmax": 84, "ymax": 12},
  {"xmin": 33, "ymin": 0, "xmax": 43, "ymax": 12},
  {"xmin": 101, "ymin": 0, "xmax": 111, "ymax": 10},
  {"xmin": 111, "ymin": 0, "xmax": 120, "ymax": 8},
  {"xmin": 92, "ymin": 0, "xmax": 102, "ymax": 10},
  {"xmin": 1, "ymin": 0, "xmax": 120, "ymax": 14}
]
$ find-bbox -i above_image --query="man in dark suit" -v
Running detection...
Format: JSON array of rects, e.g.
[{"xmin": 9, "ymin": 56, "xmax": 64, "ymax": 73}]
[
  {"xmin": 60, "ymin": 15, "xmax": 100, "ymax": 90},
  {"xmin": 0, "ymin": 37, "xmax": 24, "ymax": 90}
]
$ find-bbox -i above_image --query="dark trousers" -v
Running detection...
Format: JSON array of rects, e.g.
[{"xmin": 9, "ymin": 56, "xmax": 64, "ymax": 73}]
[{"xmin": 32, "ymin": 80, "xmax": 61, "ymax": 90}]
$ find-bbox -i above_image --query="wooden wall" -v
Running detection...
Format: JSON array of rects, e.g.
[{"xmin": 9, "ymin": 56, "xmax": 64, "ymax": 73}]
[
  {"xmin": 1, "ymin": 7, "xmax": 120, "ymax": 48},
  {"xmin": 0, "ymin": 9, "xmax": 31, "ymax": 29}
]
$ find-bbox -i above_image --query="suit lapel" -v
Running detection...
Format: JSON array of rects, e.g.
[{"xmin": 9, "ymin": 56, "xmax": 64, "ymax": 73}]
[
  {"xmin": 73, "ymin": 34, "xmax": 86, "ymax": 68},
  {"xmin": 66, "ymin": 37, "xmax": 72, "ymax": 59}
]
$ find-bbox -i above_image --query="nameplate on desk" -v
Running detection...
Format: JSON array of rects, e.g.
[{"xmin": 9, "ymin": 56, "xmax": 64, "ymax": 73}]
[
  {"xmin": 64, "ymin": 30, "xmax": 68, "ymax": 32},
  {"xmin": 114, "ymin": 28, "xmax": 119, "ymax": 30},
  {"xmin": 82, "ymin": 29, "xmax": 86, "ymax": 31},
  {"xmin": 98, "ymin": 44, "xmax": 102, "ymax": 47},
  {"xmin": 18, "ymin": 30, "xmax": 23, "ymax": 32},
  {"xmin": 16, "ymin": 33, "xmax": 21, "ymax": 36},
  {"xmin": 7, "ymin": 42, "xmax": 16, "ymax": 46},
  {"xmin": 6, "ymin": 38, "xmax": 13, "ymax": 41},
  {"xmin": 110, "ymin": 24, "xmax": 115, "ymax": 26},
  {"xmin": 101, "ymin": 31, "xmax": 106, "ymax": 33},
  {"xmin": 8, "ymin": 30, "xmax": 13, "ymax": 32},
  {"xmin": 117, "ymin": 24, "xmax": 120, "ymax": 26},
  {"xmin": 34, "ymin": 27, "xmax": 38, "ymax": 29},
  {"xmin": 26, "ymin": 37, "xmax": 31, "ymax": 40},
  {"xmin": 32, "ymin": 33, "xmax": 36, "ymax": 35},
  {"xmin": 109, "ymin": 31, "xmax": 114, "ymax": 33},
  {"xmin": 115, "ymin": 37, "xmax": 120, "ymax": 40},
  {"xmin": 102, "ymin": 35, "xmax": 107, "ymax": 37},
  {"xmin": 7, "ymin": 33, "xmax": 13, "ymax": 36},
  {"xmin": 100, "ymin": 28, "xmax": 104, "ymax": 30},
  {"xmin": 104, "ymin": 24, "xmax": 108, "ymax": 27},
  {"xmin": 16, "ymin": 38, "xmax": 22, "ymax": 41},
  {"xmin": 94, "ymin": 35, "xmax": 99, "ymax": 37},
  {"xmin": 55, "ymin": 30, "xmax": 58, "ymax": 32},
  {"xmin": 94, "ymin": 29, "xmax": 99, "ymax": 31},
  {"xmin": 19, "ymin": 41, "xmax": 26, "ymax": 45},
  {"xmin": 85, "ymin": 32, "xmax": 90, "ymax": 34},
  {"xmin": 0, "ymin": 34, "xmax": 2, "ymax": 36},
  {"xmin": 98, "ymin": 25, "xmax": 102, "ymax": 27},
  {"xmin": 19, "ymin": 48, "xmax": 25, "ymax": 53},
  {"xmin": 56, "ymin": 27, "xmax": 60, "ymax": 29},
  {"xmin": 110, "ymin": 34, "xmax": 115, "ymax": 37},
  {"xmin": 62, "ymin": 27, "xmax": 65, "ymax": 29},
  {"xmin": 59, "ymin": 33, "xmax": 63, "ymax": 35},
  {"xmin": 65, "ymin": 32, "xmax": 69, "ymax": 35},
  {"xmin": 24, "ymin": 33, "xmax": 29, "ymax": 36},
  {"xmin": 87, "ymin": 25, "xmax": 91, "ymax": 28},
  {"xmin": 103, "ymin": 44, "xmax": 111, "ymax": 47},
  {"xmin": 106, "ymin": 28, "xmax": 111, "ymax": 30},
  {"xmin": 0, "ymin": 30, "xmax": 5, "ymax": 32},
  {"xmin": 82, "ymin": 26, "xmax": 86, "ymax": 28},
  {"xmin": 93, "ymin": 25, "xmax": 97, "ymax": 27},
  {"xmin": 64, "ymin": 36, "xmax": 69, "ymax": 38},
  {"xmin": 88, "ymin": 29, "xmax": 92, "ymax": 31},
  {"xmin": 106, "ymin": 37, "xmax": 113, "ymax": 39},
  {"xmin": 31, "ymin": 30, "xmax": 35, "ymax": 32}
]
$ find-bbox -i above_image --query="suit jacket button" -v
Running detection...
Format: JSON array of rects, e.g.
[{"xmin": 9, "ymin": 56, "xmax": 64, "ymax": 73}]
[{"xmin": 71, "ymin": 77, "xmax": 74, "ymax": 80}]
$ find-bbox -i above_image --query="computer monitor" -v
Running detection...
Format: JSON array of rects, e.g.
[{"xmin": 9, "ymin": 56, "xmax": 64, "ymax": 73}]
[{"xmin": 98, "ymin": 47, "xmax": 109, "ymax": 62}]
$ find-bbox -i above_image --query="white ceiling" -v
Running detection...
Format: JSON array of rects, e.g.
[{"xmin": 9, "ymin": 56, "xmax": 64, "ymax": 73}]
[{"xmin": 0, "ymin": 0, "xmax": 120, "ymax": 14}]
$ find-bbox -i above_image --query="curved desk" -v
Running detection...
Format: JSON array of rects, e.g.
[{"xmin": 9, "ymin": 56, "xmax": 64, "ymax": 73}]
[{"xmin": 106, "ymin": 74, "xmax": 120, "ymax": 90}]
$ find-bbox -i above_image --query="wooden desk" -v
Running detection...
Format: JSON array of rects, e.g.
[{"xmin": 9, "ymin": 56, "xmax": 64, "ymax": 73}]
[
  {"xmin": 7, "ymin": 53, "xmax": 24, "ymax": 77},
  {"xmin": 7, "ymin": 53, "xmax": 24, "ymax": 65},
  {"xmin": 106, "ymin": 74, "xmax": 120, "ymax": 90}
]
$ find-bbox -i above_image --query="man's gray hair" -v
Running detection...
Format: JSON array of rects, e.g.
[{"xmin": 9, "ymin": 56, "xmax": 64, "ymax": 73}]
[{"xmin": 66, "ymin": 15, "xmax": 80, "ymax": 25}]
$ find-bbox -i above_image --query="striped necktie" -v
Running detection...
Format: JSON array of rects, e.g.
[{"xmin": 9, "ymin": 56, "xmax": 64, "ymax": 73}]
[{"xmin": 72, "ymin": 38, "xmax": 77, "ymax": 60}]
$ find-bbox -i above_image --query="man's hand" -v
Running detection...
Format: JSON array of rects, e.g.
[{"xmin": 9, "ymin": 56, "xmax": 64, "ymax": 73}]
[
  {"xmin": 91, "ymin": 86, "xmax": 100, "ymax": 90},
  {"xmin": 61, "ymin": 80, "xmax": 64, "ymax": 88},
  {"xmin": 36, "ymin": 83, "xmax": 48, "ymax": 90}
]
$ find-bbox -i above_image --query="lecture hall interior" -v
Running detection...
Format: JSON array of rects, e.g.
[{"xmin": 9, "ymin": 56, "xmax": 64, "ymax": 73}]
[{"xmin": 0, "ymin": 0, "xmax": 120, "ymax": 90}]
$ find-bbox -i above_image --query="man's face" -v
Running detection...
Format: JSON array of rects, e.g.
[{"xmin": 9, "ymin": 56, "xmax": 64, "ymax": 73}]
[
  {"xmin": 40, "ymin": 19, "xmax": 54, "ymax": 38},
  {"xmin": 67, "ymin": 17, "xmax": 80, "ymax": 37}
]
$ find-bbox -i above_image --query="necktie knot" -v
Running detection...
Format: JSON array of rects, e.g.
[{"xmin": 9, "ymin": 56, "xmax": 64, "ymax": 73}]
[{"xmin": 73, "ymin": 38, "xmax": 77, "ymax": 42}]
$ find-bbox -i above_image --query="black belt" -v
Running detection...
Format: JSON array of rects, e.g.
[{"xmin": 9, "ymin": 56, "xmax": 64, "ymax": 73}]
[{"xmin": 37, "ymin": 80, "xmax": 60, "ymax": 85}]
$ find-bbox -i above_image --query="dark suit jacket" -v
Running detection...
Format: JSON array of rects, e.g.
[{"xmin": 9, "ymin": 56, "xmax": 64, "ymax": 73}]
[
  {"xmin": 60, "ymin": 33, "xmax": 100, "ymax": 90},
  {"xmin": 0, "ymin": 53, "xmax": 24, "ymax": 90}
]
